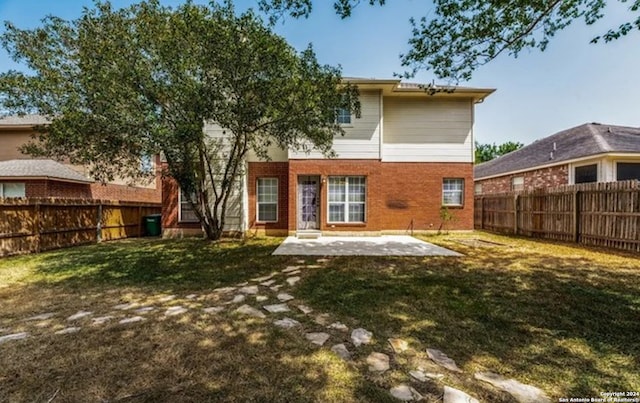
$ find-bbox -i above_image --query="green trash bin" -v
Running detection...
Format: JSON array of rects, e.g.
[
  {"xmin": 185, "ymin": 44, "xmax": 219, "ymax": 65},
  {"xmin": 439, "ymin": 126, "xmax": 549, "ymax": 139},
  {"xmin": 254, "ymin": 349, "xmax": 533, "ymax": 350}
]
[{"xmin": 144, "ymin": 214, "xmax": 162, "ymax": 237}]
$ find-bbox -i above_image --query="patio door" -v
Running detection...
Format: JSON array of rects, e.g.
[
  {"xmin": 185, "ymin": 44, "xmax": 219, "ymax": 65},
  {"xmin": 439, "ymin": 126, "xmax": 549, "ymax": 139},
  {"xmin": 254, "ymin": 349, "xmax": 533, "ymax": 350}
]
[{"xmin": 297, "ymin": 176, "xmax": 319, "ymax": 230}]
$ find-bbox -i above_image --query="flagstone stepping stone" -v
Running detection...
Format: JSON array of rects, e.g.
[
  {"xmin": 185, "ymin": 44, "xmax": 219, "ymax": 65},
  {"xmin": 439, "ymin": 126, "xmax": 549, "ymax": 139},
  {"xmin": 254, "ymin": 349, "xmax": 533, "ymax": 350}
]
[
  {"xmin": 270, "ymin": 285, "xmax": 283, "ymax": 291},
  {"xmin": 351, "ymin": 328, "xmax": 373, "ymax": 347},
  {"xmin": 119, "ymin": 316, "xmax": 145, "ymax": 324},
  {"xmin": 286, "ymin": 270, "xmax": 301, "ymax": 275},
  {"xmin": 366, "ymin": 352, "xmax": 390, "ymax": 372},
  {"xmin": 474, "ymin": 372, "xmax": 550, "ymax": 403},
  {"xmin": 25, "ymin": 312, "xmax": 56, "ymax": 321},
  {"xmin": 256, "ymin": 295, "xmax": 268, "ymax": 302},
  {"xmin": 390, "ymin": 385, "xmax": 422, "ymax": 401},
  {"xmin": 239, "ymin": 285, "xmax": 259, "ymax": 295},
  {"xmin": 273, "ymin": 318, "xmax": 300, "ymax": 328},
  {"xmin": 331, "ymin": 343, "xmax": 351, "ymax": 361},
  {"xmin": 158, "ymin": 295, "xmax": 177, "ymax": 302},
  {"xmin": 213, "ymin": 287, "xmax": 236, "ymax": 294},
  {"xmin": 0, "ymin": 332, "xmax": 28, "ymax": 344},
  {"xmin": 230, "ymin": 294, "xmax": 246, "ymax": 304},
  {"xmin": 234, "ymin": 304, "xmax": 266, "ymax": 319},
  {"xmin": 113, "ymin": 302, "xmax": 138, "ymax": 310},
  {"xmin": 314, "ymin": 313, "xmax": 331, "ymax": 326},
  {"xmin": 260, "ymin": 280, "xmax": 277, "ymax": 287},
  {"xmin": 92, "ymin": 316, "xmax": 114, "ymax": 325},
  {"xmin": 134, "ymin": 307, "xmax": 155, "ymax": 314},
  {"xmin": 305, "ymin": 332, "xmax": 330, "ymax": 346},
  {"xmin": 295, "ymin": 259, "xmax": 305, "ymax": 264},
  {"xmin": 443, "ymin": 386, "xmax": 479, "ymax": 403},
  {"xmin": 304, "ymin": 264, "xmax": 322, "ymax": 269},
  {"xmin": 297, "ymin": 304, "xmax": 313, "ymax": 314},
  {"xmin": 55, "ymin": 327, "xmax": 81, "ymax": 335},
  {"xmin": 327, "ymin": 322, "xmax": 348, "ymax": 332},
  {"xmin": 203, "ymin": 306, "xmax": 225, "ymax": 314},
  {"xmin": 237, "ymin": 282, "xmax": 249, "ymax": 286},
  {"xmin": 426, "ymin": 348, "xmax": 462, "ymax": 373},
  {"xmin": 286, "ymin": 276, "xmax": 301, "ymax": 286},
  {"xmin": 282, "ymin": 266, "xmax": 301, "ymax": 273},
  {"xmin": 165, "ymin": 306, "xmax": 188, "ymax": 316},
  {"xmin": 277, "ymin": 293, "xmax": 294, "ymax": 302},
  {"xmin": 409, "ymin": 369, "xmax": 444, "ymax": 382},
  {"xmin": 252, "ymin": 273, "xmax": 275, "ymax": 282},
  {"xmin": 316, "ymin": 258, "xmax": 330, "ymax": 263},
  {"xmin": 67, "ymin": 311, "xmax": 93, "ymax": 321},
  {"xmin": 389, "ymin": 338, "xmax": 409, "ymax": 353},
  {"xmin": 185, "ymin": 294, "xmax": 198, "ymax": 300},
  {"xmin": 263, "ymin": 303, "xmax": 290, "ymax": 313}
]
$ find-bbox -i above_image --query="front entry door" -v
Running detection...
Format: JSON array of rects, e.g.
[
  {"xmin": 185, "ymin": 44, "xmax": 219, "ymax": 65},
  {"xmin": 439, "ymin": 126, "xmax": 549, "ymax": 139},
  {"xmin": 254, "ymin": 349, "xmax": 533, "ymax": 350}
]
[{"xmin": 297, "ymin": 176, "xmax": 319, "ymax": 230}]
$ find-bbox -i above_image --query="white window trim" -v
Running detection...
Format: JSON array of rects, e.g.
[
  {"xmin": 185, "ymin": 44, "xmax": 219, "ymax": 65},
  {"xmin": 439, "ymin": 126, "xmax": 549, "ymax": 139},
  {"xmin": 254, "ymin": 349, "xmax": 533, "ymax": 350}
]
[
  {"xmin": 335, "ymin": 108, "xmax": 353, "ymax": 127},
  {"xmin": 178, "ymin": 188, "xmax": 199, "ymax": 223},
  {"xmin": 327, "ymin": 176, "xmax": 366, "ymax": 224},
  {"xmin": 614, "ymin": 159, "xmax": 640, "ymax": 181},
  {"xmin": 511, "ymin": 176, "xmax": 524, "ymax": 191},
  {"xmin": 256, "ymin": 178, "xmax": 278, "ymax": 223},
  {"xmin": 442, "ymin": 178, "xmax": 464, "ymax": 207},
  {"xmin": 570, "ymin": 161, "xmax": 600, "ymax": 185}
]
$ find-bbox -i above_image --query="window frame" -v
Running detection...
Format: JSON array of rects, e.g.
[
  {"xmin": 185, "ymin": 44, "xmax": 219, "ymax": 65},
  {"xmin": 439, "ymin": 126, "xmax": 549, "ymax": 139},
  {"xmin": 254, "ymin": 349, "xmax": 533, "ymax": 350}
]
[
  {"xmin": 511, "ymin": 176, "xmax": 524, "ymax": 191},
  {"xmin": 327, "ymin": 176, "xmax": 366, "ymax": 224},
  {"xmin": 474, "ymin": 182, "xmax": 483, "ymax": 195},
  {"xmin": 140, "ymin": 154, "xmax": 154, "ymax": 174},
  {"xmin": 256, "ymin": 177, "xmax": 279, "ymax": 223},
  {"xmin": 615, "ymin": 161, "xmax": 640, "ymax": 181},
  {"xmin": 442, "ymin": 178, "xmax": 464, "ymax": 207},
  {"xmin": 335, "ymin": 107, "xmax": 352, "ymax": 125},
  {"xmin": 0, "ymin": 182, "xmax": 26, "ymax": 198},
  {"xmin": 573, "ymin": 163, "xmax": 599, "ymax": 184},
  {"xmin": 178, "ymin": 188, "xmax": 199, "ymax": 223}
]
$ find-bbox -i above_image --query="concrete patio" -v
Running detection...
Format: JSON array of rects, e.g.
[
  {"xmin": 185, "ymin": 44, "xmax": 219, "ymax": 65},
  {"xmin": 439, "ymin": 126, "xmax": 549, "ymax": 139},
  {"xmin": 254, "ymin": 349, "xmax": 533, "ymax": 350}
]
[{"xmin": 271, "ymin": 235, "xmax": 463, "ymax": 256}]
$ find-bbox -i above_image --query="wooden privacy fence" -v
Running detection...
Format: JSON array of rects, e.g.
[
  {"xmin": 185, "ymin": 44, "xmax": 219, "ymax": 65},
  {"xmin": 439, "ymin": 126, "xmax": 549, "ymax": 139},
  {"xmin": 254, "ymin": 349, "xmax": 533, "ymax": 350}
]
[
  {"xmin": 475, "ymin": 180, "xmax": 640, "ymax": 252},
  {"xmin": 0, "ymin": 198, "xmax": 161, "ymax": 257}
]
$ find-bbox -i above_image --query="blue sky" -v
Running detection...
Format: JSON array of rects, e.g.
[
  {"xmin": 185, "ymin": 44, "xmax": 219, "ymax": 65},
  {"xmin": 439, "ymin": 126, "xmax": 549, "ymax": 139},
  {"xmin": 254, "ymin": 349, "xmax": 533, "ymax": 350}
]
[{"xmin": 0, "ymin": 0, "xmax": 638, "ymax": 145}]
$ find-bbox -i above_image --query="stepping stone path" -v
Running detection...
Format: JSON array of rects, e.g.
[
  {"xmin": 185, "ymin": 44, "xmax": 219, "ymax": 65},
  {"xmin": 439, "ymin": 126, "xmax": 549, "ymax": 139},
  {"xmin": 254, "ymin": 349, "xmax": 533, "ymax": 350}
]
[
  {"xmin": 286, "ymin": 276, "xmax": 301, "ymax": 286},
  {"xmin": 427, "ymin": 348, "xmax": 463, "ymax": 373},
  {"xmin": 239, "ymin": 285, "xmax": 259, "ymax": 295},
  {"xmin": 0, "ymin": 332, "xmax": 28, "ymax": 344},
  {"xmin": 277, "ymin": 293, "xmax": 294, "ymax": 302},
  {"xmin": 55, "ymin": 327, "xmax": 81, "ymax": 335},
  {"xmin": 270, "ymin": 285, "xmax": 283, "ymax": 292},
  {"xmin": 331, "ymin": 343, "xmax": 351, "ymax": 361},
  {"xmin": 67, "ymin": 311, "xmax": 93, "ymax": 321},
  {"xmin": 297, "ymin": 305, "xmax": 313, "ymax": 314},
  {"xmin": 134, "ymin": 307, "xmax": 155, "ymax": 314},
  {"xmin": 203, "ymin": 306, "xmax": 224, "ymax": 314},
  {"xmin": 164, "ymin": 306, "xmax": 188, "ymax": 316},
  {"xmin": 213, "ymin": 287, "xmax": 235, "ymax": 294},
  {"xmin": 230, "ymin": 295, "xmax": 246, "ymax": 304},
  {"xmin": 389, "ymin": 385, "xmax": 422, "ymax": 401},
  {"xmin": 235, "ymin": 304, "xmax": 266, "ymax": 319},
  {"xmin": 119, "ymin": 316, "xmax": 145, "ymax": 324},
  {"xmin": 314, "ymin": 314, "xmax": 331, "ymax": 326},
  {"xmin": 443, "ymin": 386, "xmax": 479, "ymax": 403},
  {"xmin": 256, "ymin": 295, "xmax": 268, "ymax": 302},
  {"xmin": 25, "ymin": 312, "xmax": 56, "ymax": 321},
  {"xmin": 113, "ymin": 302, "xmax": 138, "ymax": 310},
  {"xmin": 260, "ymin": 280, "xmax": 276, "ymax": 287},
  {"xmin": 158, "ymin": 295, "xmax": 177, "ymax": 302},
  {"xmin": 409, "ymin": 369, "xmax": 443, "ymax": 382},
  {"xmin": 327, "ymin": 322, "xmax": 348, "ymax": 332},
  {"xmin": 92, "ymin": 316, "xmax": 114, "ymax": 325},
  {"xmin": 305, "ymin": 332, "xmax": 330, "ymax": 346},
  {"xmin": 282, "ymin": 266, "xmax": 300, "ymax": 273},
  {"xmin": 263, "ymin": 304, "xmax": 290, "ymax": 313},
  {"xmin": 388, "ymin": 338, "xmax": 409, "ymax": 353},
  {"xmin": 475, "ymin": 372, "xmax": 550, "ymax": 403},
  {"xmin": 186, "ymin": 294, "xmax": 198, "ymax": 300},
  {"xmin": 366, "ymin": 352, "xmax": 390, "ymax": 372},
  {"xmin": 351, "ymin": 328, "xmax": 373, "ymax": 347},
  {"xmin": 273, "ymin": 318, "xmax": 300, "ymax": 329},
  {"xmin": 252, "ymin": 274, "xmax": 275, "ymax": 282},
  {"xmin": 316, "ymin": 258, "xmax": 330, "ymax": 263}
]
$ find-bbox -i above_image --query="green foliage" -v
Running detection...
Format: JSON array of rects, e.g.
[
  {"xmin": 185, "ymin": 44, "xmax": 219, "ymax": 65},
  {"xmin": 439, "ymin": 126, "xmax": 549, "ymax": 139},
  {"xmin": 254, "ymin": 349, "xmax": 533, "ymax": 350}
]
[
  {"xmin": 437, "ymin": 205, "xmax": 456, "ymax": 234},
  {"xmin": 259, "ymin": 0, "xmax": 640, "ymax": 81},
  {"xmin": 0, "ymin": 0, "xmax": 359, "ymax": 240},
  {"xmin": 475, "ymin": 140, "xmax": 524, "ymax": 164}
]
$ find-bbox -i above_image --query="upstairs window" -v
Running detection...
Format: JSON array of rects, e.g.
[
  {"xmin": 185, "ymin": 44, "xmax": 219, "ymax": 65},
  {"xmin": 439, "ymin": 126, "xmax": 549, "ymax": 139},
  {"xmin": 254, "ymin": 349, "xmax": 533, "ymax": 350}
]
[
  {"xmin": 257, "ymin": 178, "xmax": 278, "ymax": 222},
  {"xmin": 335, "ymin": 108, "xmax": 351, "ymax": 125},
  {"xmin": 575, "ymin": 164, "xmax": 598, "ymax": 184},
  {"xmin": 442, "ymin": 179, "xmax": 464, "ymax": 206},
  {"xmin": 616, "ymin": 162, "xmax": 640, "ymax": 181},
  {"xmin": 140, "ymin": 154, "xmax": 154, "ymax": 174},
  {"xmin": 0, "ymin": 182, "xmax": 26, "ymax": 198}
]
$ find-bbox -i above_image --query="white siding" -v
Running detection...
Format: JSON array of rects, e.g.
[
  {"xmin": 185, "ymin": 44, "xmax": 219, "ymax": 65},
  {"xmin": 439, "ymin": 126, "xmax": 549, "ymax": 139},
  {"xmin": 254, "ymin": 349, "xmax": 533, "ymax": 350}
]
[
  {"xmin": 382, "ymin": 97, "xmax": 474, "ymax": 163},
  {"xmin": 288, "ymin": 90, "xmax": 381, "ymax": 159}
]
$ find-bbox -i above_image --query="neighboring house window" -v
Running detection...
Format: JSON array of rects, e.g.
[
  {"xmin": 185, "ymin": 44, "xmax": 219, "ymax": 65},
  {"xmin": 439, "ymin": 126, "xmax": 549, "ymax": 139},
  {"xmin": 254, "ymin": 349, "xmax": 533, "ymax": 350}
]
[
  {"xmin": 616, "ymin": 162, "xmax": 640, "ymax": 181},
  {"xmin": 335, "ymin": 108, "xmax": 351, "ymax": 125},
  {"xmin": 140, "ymin": 154, "xmax": 153, "ymax": 174},
  {"xmin": 512, "ymin": 176, "xmax": 524, "ymax": 191},
  {"xmin": 442, "ymin": 178, "xmax": 464, "ymax": 206},
  {"xmin": 257, "ymin": 178, "xmax": 278, "ymax": 222},
  {"xmin": 328, "ymin": 176, "xmax": 365, "ymax": 222},
  {"xmin": 179, "ymin": 189, "xmax": 199, "ymax": 222},
  {"xmin": 0, "ymin": 182, "xmax": 26, "ymax": 198},
  {"xmin": 574, "ymin": 164, "xmax": 598, "ymax": 184},
  {"xmin": 474, "ymin": 183, "xmax": 483, "ymax": 195}
]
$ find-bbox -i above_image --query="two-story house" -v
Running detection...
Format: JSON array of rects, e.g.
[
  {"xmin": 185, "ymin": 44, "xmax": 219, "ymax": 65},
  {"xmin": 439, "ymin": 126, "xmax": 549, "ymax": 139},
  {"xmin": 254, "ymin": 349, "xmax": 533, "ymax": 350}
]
[{"xmin": 162, "ymin": 78, "xmax": 494, "ymax": 237}]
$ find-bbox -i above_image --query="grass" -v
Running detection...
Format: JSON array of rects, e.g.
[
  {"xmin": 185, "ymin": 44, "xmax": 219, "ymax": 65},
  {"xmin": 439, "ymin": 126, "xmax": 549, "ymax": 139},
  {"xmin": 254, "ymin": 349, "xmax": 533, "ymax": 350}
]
[{"xmin": 0, "ymin": 234, "xmax": 639, "ymax": 402}]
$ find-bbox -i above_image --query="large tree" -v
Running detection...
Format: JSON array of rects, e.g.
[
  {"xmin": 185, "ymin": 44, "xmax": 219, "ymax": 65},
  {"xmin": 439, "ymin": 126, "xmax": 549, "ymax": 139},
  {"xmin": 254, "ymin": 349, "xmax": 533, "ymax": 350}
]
[
  {"xmin": 475, "ymin": 141, "xmax": 524, "ymax": 163},
  {"xmin": 0, "ymin": 0, "xmax": 359, "ymax": 240},
  {"xmin": 259, "ymin": 0, "xmax": 640, "ymax": 81}
]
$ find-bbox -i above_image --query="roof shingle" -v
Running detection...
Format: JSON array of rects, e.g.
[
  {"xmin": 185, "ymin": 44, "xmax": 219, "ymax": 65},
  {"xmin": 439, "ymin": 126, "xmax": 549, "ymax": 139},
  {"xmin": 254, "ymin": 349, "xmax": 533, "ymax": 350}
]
[{"xmin": 0, "ymin": 159, "xmax": 93, "ymax": 183}]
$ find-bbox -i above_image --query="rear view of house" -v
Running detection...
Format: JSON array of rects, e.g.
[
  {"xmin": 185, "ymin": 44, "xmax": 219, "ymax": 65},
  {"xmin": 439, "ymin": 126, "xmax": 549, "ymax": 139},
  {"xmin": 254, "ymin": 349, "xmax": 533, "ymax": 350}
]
[
  {"xmin": 475, "ymin": 123, "xmax": 640, "ymax": 194},
  {"xmin": 163, "ymin": 78, "xmax": 494, "ymax": 237}
]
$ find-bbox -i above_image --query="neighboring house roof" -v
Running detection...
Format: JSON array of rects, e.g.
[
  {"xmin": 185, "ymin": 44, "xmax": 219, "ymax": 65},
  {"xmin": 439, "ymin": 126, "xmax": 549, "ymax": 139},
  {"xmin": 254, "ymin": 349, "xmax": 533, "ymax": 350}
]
[
  {"xmin": 0, "ymin": 159, "xmax": 93, "ymax": 184},
  {"xmin": 0, "ymin": 114, "xmax": 50, "ymax": 127},
  {"xmin": 475, "ymin": 123, "xmax": 640, "ymax": 179}
]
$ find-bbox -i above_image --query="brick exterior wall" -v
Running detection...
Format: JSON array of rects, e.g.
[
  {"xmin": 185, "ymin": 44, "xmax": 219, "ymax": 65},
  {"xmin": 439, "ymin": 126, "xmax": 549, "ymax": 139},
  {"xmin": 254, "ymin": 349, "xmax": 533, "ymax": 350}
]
[
  {"xmin": 476, "ymin": 164, "xmax": 569, "ymax": 194},
  {"xmin": 248, "ymin": 162, "xmax": 289, "ymax": 235},
  {"xmin": 161, "ymin": 173, "xmax": 201, "ymax": 232}
]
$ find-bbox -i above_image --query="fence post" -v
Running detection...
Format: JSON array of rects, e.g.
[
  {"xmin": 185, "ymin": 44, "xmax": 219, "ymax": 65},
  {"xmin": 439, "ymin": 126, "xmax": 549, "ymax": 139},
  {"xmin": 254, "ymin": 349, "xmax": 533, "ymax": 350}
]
[
  {"xmin": 480, "ymin": 197, "xmax": 485, "ymax": 230},
  {"xmin": 34, "ymin": 201, "xmax": 41, "ymax": 253},
  {"xmin": 96, "ymin": 203, "xmax": 103, "ymax": 243},
  {"xmin": 513, "ymin": 194, "xmax": 519, "ymax": 235},
  {"xmin": 572, "ymin": 190, "xmax": 580, "ymax": 243}
]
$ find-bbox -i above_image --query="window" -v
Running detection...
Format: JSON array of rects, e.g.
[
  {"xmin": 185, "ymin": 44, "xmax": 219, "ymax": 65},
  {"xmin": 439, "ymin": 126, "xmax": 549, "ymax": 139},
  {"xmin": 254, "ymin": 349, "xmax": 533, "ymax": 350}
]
[
  {"xmin": 335, "ymin": 108, "xmax": 351, "ymax": 125},
  {"xmin": 574, "ymin": 164, "xmax": 598, "ymax": 184},
  {"xmin": 474, "ymin": 183, "xmax": 483, "ymax": 195},
  {"xmin": 0, "ymin": 182, "xmax": 26, "ymax": 198},
  {"xmin": 442, "ymin": 179, "xmax": 464, "ymax": 206},
  {"xmin": 511, "ymin": 176, "xmax": 524, "ymax": 191},
  {"xmin": 257, "ymin": 178, "xmax": 278, "ymax": 222},
  {"xmin": 328, "ymin": 176, "xmax": 365, "ymax": 223},
  {"xmin": 179, "ymin": 189, "xmax": 198, "ymax": 222},
  {"xmin": 140, "ymin": 154, "xmax": 153, "ymax": 174},
  {"xmin": 616, "ymin": 162, "xmax": 640, "ymax": 181}
]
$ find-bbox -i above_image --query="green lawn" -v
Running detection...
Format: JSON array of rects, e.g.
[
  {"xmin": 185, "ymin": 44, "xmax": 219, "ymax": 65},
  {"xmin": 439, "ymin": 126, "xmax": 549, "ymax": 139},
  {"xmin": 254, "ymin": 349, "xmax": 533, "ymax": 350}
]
[{"xmin": 0, "ymin": 234, "xmax": 638, "ymax": 402}]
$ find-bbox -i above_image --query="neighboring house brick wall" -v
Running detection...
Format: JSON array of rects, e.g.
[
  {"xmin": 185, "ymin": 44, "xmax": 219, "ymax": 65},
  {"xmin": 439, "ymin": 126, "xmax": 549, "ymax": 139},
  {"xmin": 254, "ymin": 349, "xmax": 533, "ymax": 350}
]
[
  {"xmin": 477, "ymin": 164, "xmax": 569, "ymax": 194},
  {"xmin": 161, "ymin": 174, "xmax": 201, "ymax": 235},
  {"xmin": 248, "ymin": 161, "xmax": 289, "ymax": 235}
]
